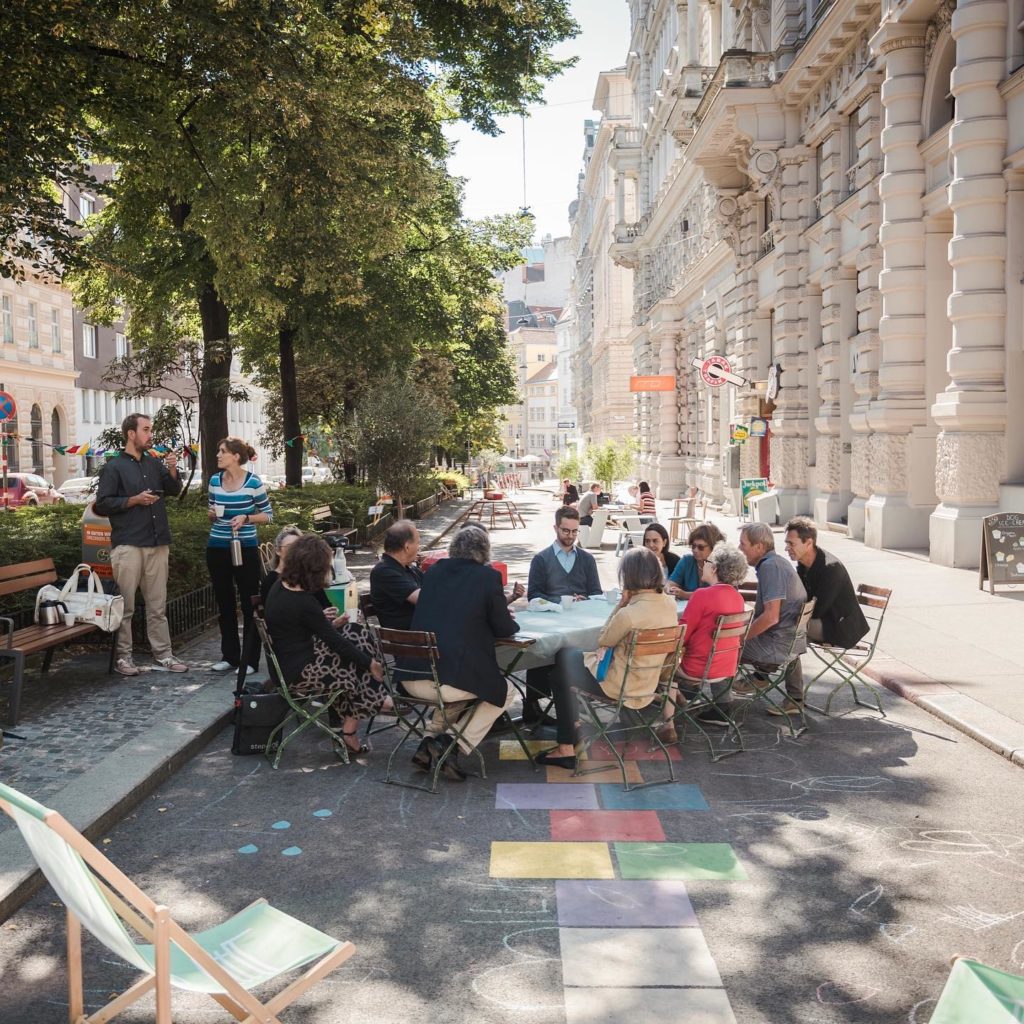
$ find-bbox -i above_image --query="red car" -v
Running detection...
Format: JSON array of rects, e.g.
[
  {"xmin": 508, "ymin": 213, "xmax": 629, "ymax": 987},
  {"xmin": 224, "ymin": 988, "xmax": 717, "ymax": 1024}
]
[{"xmin": 0, "ymin": 472, "xmax": 65, "ymax": 508}]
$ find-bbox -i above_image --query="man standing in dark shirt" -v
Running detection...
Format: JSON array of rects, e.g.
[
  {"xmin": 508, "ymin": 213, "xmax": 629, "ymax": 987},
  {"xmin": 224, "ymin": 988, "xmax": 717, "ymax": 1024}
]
[
  {"xmin": 94, "ymin": 413, "xmax": 187, "ymax": 676},
  {"xmin": 370, "ymin": 521, "xmax": 424, "ymax": 630},
  {"xmin": 782, "ymin": 516, "xmax": 869, "ymax": 701}
]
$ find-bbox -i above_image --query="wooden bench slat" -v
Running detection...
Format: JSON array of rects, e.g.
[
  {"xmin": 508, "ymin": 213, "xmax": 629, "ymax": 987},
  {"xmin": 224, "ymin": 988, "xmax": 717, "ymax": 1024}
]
[{"xmin": 0, "ymin": 558, "xmax": 57, "ymax": 582}]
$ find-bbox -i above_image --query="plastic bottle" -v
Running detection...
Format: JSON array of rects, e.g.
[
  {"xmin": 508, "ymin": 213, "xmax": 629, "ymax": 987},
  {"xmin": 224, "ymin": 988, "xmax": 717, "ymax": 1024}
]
[{"xmin": 332, "ymin": 547, "xmax": 351, "ymax": 584}]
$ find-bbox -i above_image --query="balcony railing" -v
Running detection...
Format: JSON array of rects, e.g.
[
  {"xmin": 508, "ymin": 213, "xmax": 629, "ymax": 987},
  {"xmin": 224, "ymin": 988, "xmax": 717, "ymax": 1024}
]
[
  {"xmin": 694, "ymin": 50, "xmax": 775, "ymax": 122},
  {"xmin": 758, "ymin": 228, "xmax": 775, "ymax": 259},
  {"xmin": 613, "ymin": 126, "xmax": 642, "ymax": 149}
]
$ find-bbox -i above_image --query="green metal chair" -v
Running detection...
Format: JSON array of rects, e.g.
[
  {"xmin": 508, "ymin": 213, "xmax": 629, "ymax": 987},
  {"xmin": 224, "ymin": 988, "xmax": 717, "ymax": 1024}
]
[
  {"xmin": 804, "ymin": 583, "xmax": 891, "ymax": 716},
  {"xmin": 929, "ymin": 957, "xmax": 1024, "ymax": 1022},
  {"xmin": 375, "ymin": 626, "xmax": 535, "ymax": 794},
  {"xmin": 0, "ymin": 782, "xmax": 355, "ymax": 1024},
  {"xmin": 734, "ymin": 598, "xmax": 817, "ymax": 738},
  {"xmin": 253, "ymin": 616, "xmax": 352, "ymax": 768},
  {"xmin": 572, "ymin": 624, "xmax": 686, "ymax": 790},
  {"xmin": 666, "ymin": 609, "xmax": 753, "ymax": 762}
]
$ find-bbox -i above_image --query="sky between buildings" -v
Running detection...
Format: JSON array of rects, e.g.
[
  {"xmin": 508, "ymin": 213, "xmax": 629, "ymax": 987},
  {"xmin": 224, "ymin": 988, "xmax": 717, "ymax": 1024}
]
[{"xmin": 444, "ymin": 0, "xmax": 631, "ymax": 245}]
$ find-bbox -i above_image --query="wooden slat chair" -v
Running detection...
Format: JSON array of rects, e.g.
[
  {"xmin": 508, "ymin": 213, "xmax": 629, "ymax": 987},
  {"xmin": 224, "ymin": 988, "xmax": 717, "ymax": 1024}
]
[
  {"xmin": 737, "ymin": 580, "xmax": 758, "ymax": 603},
  {"xmin": 257, "ymin": 540, "xmax": 277, "ymax": 576},
  {"xmin": 572, "ymin": 624, "xmax": 686, "ymax": 791},
  {"xmin": 664, "ymin": 609, "xmax": 753, "ymax": 762},
  {"xmin": 734, "ymin": 599, "xmax": 817, "ymax": 738},
  {"xmin": 374, "ymin": 627, "xmax": 534, "ymax": 793},
  {"xmin": 0, "ymin": 559, "xmax": 113, "ymax": 727},
  {"xmin": 0, "ymin": 782, "xmax": 355, "ymax": 1024},
  {"xmin": 804, "ymin": 584, "xmax": 892, "ymax": 716},
  {"xmin": 252, "ymin": 617, "xmax": 351, "ymax": 768}
]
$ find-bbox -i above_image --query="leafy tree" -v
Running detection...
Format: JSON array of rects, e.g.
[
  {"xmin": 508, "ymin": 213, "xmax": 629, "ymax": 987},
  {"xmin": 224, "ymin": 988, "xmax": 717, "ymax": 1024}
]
[
  {"xmin": 556, "ymin": 448, "xmax": 584, "ymax": 486},
  {"xmin": 587, "ymin": 438, "xmax": 640, "ymax": 492},
  {"xmin": 351, "ymin": 370, "xmax": 446, "ymax": 516}
]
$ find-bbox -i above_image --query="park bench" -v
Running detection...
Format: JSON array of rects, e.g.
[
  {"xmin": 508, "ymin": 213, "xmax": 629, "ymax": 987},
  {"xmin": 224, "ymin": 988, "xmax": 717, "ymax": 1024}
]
[
  {"xmin": 310, "ymin": 503, "xmax": 357, "ymax": 551},
  {"xmin": 0, "ymin": 559, "xmax": 115, "ymax": 727}
]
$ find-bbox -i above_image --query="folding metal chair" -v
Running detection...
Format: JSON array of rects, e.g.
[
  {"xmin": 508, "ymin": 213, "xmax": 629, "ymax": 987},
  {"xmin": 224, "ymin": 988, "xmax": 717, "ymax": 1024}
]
[
  {"xmin": 0, "ymin": 782, "xmax": 355, "ymax": 1024},
  {"xmin": 666, "ymin": 609, "xmax": 753, "ymax": 762},
  {"xmin": 804, "ymin": 584, "xmax": 891, "ymax": 716},
  {"xmin": 572, "ymin": 625, "xmax": 686, "ymax": 790},
  {"xmin": 375, "ymin": 627, "xmax": 534, "ymax": 794},
  {"xmin": 734, "ymin": 599, "xmax": 817, "ymax": 738},
  {"xmin": 253, "ymin": 617, "xmax": 351, "ymax": 768},
  {"xmin": 929, "ymin": 956, "xmax": 1024, "ymax": 1022},
  {"xmin": 257, "ymin": 540, "xmax": 277, "ymax": 576}
]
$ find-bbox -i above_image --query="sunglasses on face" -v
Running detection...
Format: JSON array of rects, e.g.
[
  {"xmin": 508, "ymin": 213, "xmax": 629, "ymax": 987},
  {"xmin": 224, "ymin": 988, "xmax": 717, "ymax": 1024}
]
[{"xmin": 690, "ymin": 542, "xmax": 709, "ymax": 551}]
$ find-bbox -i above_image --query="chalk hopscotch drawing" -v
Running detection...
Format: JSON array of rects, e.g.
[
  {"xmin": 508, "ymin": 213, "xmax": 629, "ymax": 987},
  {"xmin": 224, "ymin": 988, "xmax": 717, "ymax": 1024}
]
[
  {"xmin": 937, "ymin": 905, "xmax": 1024, "ymax": 932},
  {"xmin": 849, "ymin": 884, "xmax": 884, "ymax": 917}
]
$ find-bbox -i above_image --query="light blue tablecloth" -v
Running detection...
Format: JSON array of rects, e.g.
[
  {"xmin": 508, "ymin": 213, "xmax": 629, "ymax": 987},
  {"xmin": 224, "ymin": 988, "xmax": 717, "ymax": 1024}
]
[{"xmin": 498, "ymin": 597, "xmax": 687, "ymax": 670}]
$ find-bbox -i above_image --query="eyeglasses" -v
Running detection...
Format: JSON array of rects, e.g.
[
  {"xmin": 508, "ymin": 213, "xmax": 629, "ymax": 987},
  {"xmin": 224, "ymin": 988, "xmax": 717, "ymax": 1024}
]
[
  {"xmin": 690, "ymin": 542, "xmax": 709, "ymax": 551},
  {"xmin": 558, "ymin": 527, "xmax": 579, "ymax": 536}
]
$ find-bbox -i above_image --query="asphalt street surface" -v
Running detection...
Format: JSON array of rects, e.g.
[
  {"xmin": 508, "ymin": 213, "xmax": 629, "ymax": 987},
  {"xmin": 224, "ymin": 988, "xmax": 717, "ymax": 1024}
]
[{"xmin": 2, "ymin": 497, "xmax": 1024, "ymax": 1023}]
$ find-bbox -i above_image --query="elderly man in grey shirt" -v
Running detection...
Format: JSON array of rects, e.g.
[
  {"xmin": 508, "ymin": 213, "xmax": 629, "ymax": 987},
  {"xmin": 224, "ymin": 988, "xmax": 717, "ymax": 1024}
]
[
  {"xmin": 577, "ymin": 483, "xmax": 602, "ymax": 526},
  {"xmin": 736, "ymin": 522, "xmax": 808, "ymax": 714}
]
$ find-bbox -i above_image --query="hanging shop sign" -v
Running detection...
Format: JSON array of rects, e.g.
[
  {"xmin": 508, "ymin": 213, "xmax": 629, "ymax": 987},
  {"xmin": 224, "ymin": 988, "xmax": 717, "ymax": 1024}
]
[
  {"xmin": 741, "ymin": 477, "xmax": 770, "ymax": 513},
  {"xmin": 629, "ymin": 375, "xmax": 677, "ymax": 392},
  {"xmin": 689, "ymin": 355, "xmax": 747, "ymax": 388},
  {"xmin": 749, "ymin": 417, "xmax": 768, "ymax": 437},
  {"xmin": 731, "ymin": 424, "xmax": 750, "ymax": 443},
  {"xmin": 766, "ymin": 363, "xmax": 782, "ymax": 401}
]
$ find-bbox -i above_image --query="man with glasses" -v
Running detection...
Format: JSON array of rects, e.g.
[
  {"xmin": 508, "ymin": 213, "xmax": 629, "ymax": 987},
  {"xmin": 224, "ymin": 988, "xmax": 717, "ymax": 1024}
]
[{"xmin": 523, "ymin": 506, "xmax": 603, "ymax": 725}]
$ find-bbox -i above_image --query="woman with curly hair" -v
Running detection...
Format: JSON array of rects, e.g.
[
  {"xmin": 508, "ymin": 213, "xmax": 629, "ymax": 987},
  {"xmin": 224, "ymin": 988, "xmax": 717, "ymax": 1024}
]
[{"xmin": 264, "ymin": 534, "xmax": 386, "ymax": 758}]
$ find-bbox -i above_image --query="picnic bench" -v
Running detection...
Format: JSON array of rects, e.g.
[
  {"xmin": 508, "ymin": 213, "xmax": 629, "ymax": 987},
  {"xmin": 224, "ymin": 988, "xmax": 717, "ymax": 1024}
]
[
  {"xmin": 0, "ymin": 559, "xmax": 114, "ymax": 727},
  {"xmin": 310, "ymin": 504, "xmax": 357, "ymax": 551}
]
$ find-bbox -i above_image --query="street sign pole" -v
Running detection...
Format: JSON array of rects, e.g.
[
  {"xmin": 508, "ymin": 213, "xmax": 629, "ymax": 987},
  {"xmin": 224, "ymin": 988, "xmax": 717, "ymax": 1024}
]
[{"xmin": 0, "ymin": 390, "xmax": 16, "ymax": 511}]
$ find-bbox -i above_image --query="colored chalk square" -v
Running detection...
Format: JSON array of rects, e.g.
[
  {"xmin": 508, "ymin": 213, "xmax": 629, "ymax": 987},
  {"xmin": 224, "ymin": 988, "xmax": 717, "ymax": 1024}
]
[
  {"xmin": 615, "ymin": 843, "xmax": 747, "ymax": 881},
  {"xmin": 551, "ymin": 810, "xmax": 666, "ymax": 843},
  {"xmin": 599, "ymin": 784, "xmax": 709, "ymax": 811},
  {"xmin": 564, "ymin": 987, "xmax": 737, "ymax": 1024},
  {"xmin": 496, "ymin": 783, "xmax": 599, "ymax": 811},
  {"xmin": 490, "ymin": 841, "xmax": 614, "ymax": 879},
  {"xmin": 281, "ymin": 846, "xmax": 303, "ymax": 857},
  {"xmin": 587, "ymin": 739, "xmax": 683, "ymax": 762},
  {"xmin": 560, "ymin": 927, "xmax": 723, "ymax": 988},
  {"xmin": 313, "ymin": 809, "xmax": 332, "ymax": 818},
  {"xmin": 555, "ymin": 880, "xmax": 696, "ymax": 928},
  {"xmin": 499, "ymin": 739, "xmax": 565, "ymax": 760},
  {"xmin": 271, "ymin": 820, "xmax": 291, "ymax": 830},
  {"xmin": 237, "ymin": 844, "xmax": 259, "ymax": 855},
  {"xmin": 545, "ymin": 762, "xmax": 645, "ymax": 785}
]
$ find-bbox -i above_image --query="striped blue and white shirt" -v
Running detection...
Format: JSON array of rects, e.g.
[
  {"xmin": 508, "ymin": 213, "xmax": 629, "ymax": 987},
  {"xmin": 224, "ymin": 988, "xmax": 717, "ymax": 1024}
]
[{"xmin": 207, "ymin": 471, "xmax": 273, "ymax": 549}]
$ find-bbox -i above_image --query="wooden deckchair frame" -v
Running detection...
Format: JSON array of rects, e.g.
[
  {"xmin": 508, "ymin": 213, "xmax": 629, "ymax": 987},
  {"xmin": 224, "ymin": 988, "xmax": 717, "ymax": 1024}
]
[{"xmin": 0, "ymin": 792, "xmax": 355, "ymax": 1024}]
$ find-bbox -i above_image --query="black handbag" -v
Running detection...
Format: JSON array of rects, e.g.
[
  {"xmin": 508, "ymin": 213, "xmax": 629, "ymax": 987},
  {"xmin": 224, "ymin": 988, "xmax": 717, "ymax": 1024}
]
[{"xmin": 231, "ymin": 685, "xmax": 289, "ymax": 756}]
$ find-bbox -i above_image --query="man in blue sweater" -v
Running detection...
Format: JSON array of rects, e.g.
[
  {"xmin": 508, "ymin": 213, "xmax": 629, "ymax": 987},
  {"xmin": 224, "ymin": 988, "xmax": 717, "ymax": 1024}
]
[{"xmin": 524, "ymin": 506, "xmax": 603, "ymax": 724}]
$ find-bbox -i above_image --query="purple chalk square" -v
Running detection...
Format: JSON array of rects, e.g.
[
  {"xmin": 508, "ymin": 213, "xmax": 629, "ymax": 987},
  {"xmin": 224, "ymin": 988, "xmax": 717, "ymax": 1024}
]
[
  {"xmin": 496, "ymin": 783, "xmax": 599, "ymax": 811},
  {"xmin": 556, "ymin": 880, "xmax": 697, "ymax": 928}
]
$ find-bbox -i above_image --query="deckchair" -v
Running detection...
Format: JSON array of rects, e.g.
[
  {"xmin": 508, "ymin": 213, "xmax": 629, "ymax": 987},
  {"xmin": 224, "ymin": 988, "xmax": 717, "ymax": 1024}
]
[
  {"xmin": 573, "ymin": 624, "xmax": 686, "ymax": 790},
  {"xmin": 930, "ymin": 957, "xmax": 1024, "ymax": 1022},
  {"xmin": 0, "ymin": 782, "xmax": 355, "ymax": 1024}
]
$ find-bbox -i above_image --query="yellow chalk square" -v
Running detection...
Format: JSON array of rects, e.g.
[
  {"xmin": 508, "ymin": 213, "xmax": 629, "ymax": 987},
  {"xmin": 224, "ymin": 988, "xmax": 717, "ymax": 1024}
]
[
  {"xmin": 498, "ymin": 739, "xmax": 558, "ymax": 760},
  {"xmin": 545, "ymin": 762, "xmax": 644, "ymax": 784},
  {"xmin": 490, "ymin": 841, "xmax": 615, "ymax": 879}
]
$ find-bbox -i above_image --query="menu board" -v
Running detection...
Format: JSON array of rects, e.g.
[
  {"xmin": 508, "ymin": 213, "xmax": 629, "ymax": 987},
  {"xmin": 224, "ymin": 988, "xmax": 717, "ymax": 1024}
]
[{"xmin": 979, "ymin": 513, "xmax": 1024, "ymax": 594}]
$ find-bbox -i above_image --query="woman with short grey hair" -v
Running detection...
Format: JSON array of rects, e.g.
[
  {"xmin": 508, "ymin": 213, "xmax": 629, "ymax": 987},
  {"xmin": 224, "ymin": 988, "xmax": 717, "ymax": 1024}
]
[
  {"xmin": 449, "ymin": 524, "xmax": 491, "ymax": 564},
  {"xmin": 274, "ymin": 525, "xmax": 304, "ymax": 553},
  {"xmin": 657, "ymin": 541, "xmax": 749, "ymax": 741},
  {"xmin": 536, "ymin": 546, "xmax": 679, "ymax": 769}
]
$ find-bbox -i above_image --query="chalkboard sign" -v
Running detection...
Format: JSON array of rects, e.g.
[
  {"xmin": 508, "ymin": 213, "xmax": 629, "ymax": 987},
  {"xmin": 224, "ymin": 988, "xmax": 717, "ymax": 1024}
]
[{"xmin": 979, "ymin": 513, "xmax": 1024, "ymax": 594}]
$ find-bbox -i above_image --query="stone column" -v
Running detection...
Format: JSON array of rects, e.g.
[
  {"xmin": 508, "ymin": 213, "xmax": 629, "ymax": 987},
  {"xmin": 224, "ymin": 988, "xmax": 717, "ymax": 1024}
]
[
  {"xmin": 655, "ymin": 326, "xmax": 686, "ymax": 496},
  {"xmin": 687, "ymin": 0, "xmax": 700, "ymax": 65},
  {"xmin": 929, "ymin": 0, "xmax": 1009, "ymax": 566},
  {"xmin": 864, "ymin": 22, "xmax": 932, "ymax": 547}
]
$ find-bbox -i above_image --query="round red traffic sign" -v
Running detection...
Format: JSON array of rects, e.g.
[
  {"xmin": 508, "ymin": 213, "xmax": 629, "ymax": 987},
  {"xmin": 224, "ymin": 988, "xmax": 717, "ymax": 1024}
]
[
  {"xmin": 0, "ymin": 391, "xmax": 16, "ymax": 423},
  {"xmin": 700, "ymin": 356, "xmax": 732, "ymax": 387}
]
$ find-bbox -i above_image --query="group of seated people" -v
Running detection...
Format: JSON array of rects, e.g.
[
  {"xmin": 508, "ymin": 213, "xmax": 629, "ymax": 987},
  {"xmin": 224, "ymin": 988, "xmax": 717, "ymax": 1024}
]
[
  {"xmin": 560, "ymin": 478, "xmax": 657, "ymax": 520},
  {"xmin": 257, "ymin": 498, "xmax": 869, "ymax": 785}
]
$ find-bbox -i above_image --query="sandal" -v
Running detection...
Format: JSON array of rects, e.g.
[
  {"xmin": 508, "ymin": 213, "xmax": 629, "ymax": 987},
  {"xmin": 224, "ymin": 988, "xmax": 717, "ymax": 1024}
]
[
  {"xmin": 654, "ymin": 722, "xmax": 679, "ymax": 745},
  {"xmin": 338, "ymin": 728, "xmax": 369, "ymax": 755}
]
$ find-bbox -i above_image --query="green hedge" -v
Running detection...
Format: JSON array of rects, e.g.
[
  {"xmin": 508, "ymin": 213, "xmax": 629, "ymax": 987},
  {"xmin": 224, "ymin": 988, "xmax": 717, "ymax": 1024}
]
[{"xmin": 0, "ymin": 480, "xmax": 442, "ymax": 618}]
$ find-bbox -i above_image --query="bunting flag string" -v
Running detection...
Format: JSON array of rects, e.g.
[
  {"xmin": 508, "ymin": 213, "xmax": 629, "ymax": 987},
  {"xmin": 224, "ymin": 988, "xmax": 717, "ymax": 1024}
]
[
  {"xmin": 284, "ymin": 434, "xmax": 306, "ymax": 448},
  {"xmin": 0, "ymin": 433, "xmax": 200, "ymax": 461}
]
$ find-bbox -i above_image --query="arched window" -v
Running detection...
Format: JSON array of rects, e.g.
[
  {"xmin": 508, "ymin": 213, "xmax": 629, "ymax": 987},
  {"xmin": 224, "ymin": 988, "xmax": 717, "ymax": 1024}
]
[
  {"xmin": 30, "ymin": 404, "xmax": 44, "ymax": 475},
  {"xmin": 924, "ymin": 34, "xmax": 956, "ymax": 136}
]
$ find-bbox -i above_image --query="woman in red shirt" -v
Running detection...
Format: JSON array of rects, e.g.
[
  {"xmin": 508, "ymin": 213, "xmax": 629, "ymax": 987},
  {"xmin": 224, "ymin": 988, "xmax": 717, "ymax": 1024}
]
[{"xmin": 657, "ymin": 542, "xmax": 749, "ymax": 742}]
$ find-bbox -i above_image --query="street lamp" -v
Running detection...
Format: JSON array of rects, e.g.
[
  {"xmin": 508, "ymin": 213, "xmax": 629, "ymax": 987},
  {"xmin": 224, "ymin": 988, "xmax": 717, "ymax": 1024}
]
[{"xmin": 514, "ymin": 432, "xmax": 521, "ymax": 459}]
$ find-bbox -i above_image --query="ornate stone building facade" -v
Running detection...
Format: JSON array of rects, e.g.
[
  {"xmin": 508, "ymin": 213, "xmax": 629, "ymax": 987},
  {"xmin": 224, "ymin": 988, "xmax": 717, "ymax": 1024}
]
[
  {"xmin": 568, "ymin": 71, "xmax": 637, "ymax": 449},
  {"xmin": 598, "ymin": 0, "xmax": 1024, "ymax": 566}
]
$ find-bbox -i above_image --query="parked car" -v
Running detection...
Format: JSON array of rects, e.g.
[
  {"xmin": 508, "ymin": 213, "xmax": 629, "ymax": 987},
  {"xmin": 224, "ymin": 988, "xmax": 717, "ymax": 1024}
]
[
  {"xmin": 56, "ymin": 476, "xmax": 99, "ymax": 505},
  {"xmin": 0, "ymin": 472, "xmax": 64, "ymax": 507}
]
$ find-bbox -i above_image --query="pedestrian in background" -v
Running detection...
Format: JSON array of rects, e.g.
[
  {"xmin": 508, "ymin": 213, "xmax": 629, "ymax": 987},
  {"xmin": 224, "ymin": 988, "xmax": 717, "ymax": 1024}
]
[
  {"xmin": 206, "ymin": 437, "xmax": 273, "ymax": 675},
  {"xmin": 94, "ymin": 413, "xmax": 187, "ymax": 676}
]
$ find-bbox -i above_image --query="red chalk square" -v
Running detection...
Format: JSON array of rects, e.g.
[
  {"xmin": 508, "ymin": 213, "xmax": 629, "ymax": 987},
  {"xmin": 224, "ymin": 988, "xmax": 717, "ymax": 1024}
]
[
  {"xmin": 551, "ymin": 810, "xmax": 667, "ymax": 843},
  {"xmin": 587, "ymin": 739, "xmax": 683, "ymax": 762}
]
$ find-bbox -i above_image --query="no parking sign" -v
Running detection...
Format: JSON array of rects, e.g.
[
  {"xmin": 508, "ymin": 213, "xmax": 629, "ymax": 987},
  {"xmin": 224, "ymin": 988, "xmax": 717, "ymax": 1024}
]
[{"xmin": 0, "ymin": 391, "xmax": 15, "ymax": 423}]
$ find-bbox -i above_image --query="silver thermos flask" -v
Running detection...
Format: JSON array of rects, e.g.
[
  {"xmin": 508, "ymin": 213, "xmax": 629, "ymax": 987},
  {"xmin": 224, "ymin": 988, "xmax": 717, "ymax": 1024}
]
[{"xmin": 230, "ymin": 529, "xmax": 243, "ymax": 567}]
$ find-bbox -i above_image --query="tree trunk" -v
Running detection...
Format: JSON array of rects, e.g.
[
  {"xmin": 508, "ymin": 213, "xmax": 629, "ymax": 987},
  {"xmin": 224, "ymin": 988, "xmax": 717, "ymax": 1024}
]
[
  {"xmin": 279, "ymin": 325, "xmax": 303, "ymax": 487},
  {"xmin": 198, "ymin": 282, "xmax": 232, "ymax": 486}
]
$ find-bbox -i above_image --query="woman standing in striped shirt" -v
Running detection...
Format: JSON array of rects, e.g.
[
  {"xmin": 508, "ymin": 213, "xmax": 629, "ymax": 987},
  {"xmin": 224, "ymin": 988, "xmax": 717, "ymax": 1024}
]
[{"xmin": 206, "ymin": 437, "xmax": 273, "ymax": 674}]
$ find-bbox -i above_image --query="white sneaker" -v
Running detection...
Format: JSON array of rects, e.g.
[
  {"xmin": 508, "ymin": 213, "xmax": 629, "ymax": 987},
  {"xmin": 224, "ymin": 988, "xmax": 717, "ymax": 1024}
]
[
  {"xmin": 156, "ymin": 657, "xmax": 188, "ymax": 673},
  {"xmin": 115, "ymin": 657, "xmax": 140, "ymax": 677},
  {"xmin": 211, "ymin": 660, "xmax": 234, "ymax": 672}
]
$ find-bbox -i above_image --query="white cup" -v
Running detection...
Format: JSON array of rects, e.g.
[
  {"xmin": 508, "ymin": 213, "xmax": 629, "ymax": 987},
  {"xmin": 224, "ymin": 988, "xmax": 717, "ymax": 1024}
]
[
  {"xmin": 561, "ymin": 595, "xmax": 574, "ymax": 611},
  {"xmin": 605, "ymin": 589, "xmax": 619, "ymax": 605},
  {"xmin": 213, "ymin": 503, "xmax": 226, "ymax": 518},
  {"xmin": 64, "ymin": 612, "xmax": 76, "ymax": 627}
]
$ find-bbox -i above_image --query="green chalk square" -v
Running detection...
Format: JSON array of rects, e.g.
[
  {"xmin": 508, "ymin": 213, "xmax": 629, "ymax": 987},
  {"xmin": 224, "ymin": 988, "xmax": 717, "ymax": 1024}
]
[{"xmin": 615, "ymin": 842, "xmax": 747, "ymax": 881}]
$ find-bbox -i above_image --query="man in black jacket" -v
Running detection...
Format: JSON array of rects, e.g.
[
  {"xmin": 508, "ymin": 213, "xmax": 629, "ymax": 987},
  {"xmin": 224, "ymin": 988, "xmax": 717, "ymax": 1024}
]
[
  {"xmin": 782, "ymin": 517, "xmax": 869, "ymax": 703},
  {"xmin": 94, "ymin": 413, "xmax": 186, "ymax": 676}
]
